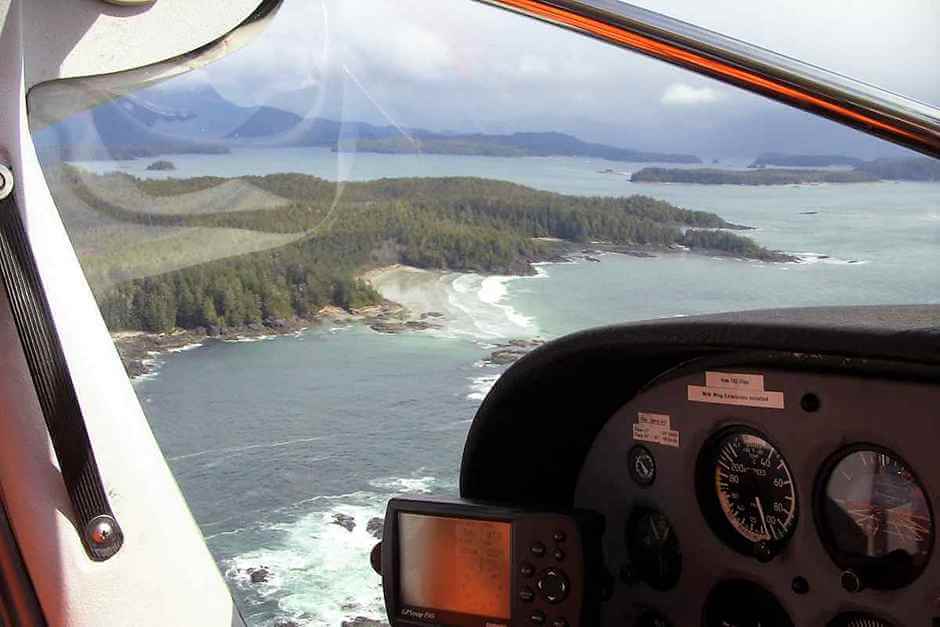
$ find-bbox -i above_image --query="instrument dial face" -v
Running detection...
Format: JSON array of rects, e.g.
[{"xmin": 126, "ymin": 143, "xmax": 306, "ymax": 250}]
[
  {"xmin": 634, "ymin": 609, "xmax": 673, "ymax": 627},
  {"xmin": 626, "ymin": 508, "xmax": 681, "ymax": 591},
  {"xmin": 818, "ymin": 446, "xmax": 934, "ymax": 589},
  {"xmin": 827, "ymin": 612, "xmax": 894, "ymax": 627},
  {"xmin": 699, "ymin": 427, "xmax": 798, "ymax": 558},
  {"xmin": 702, "ymin": 579, "xmax": 793, "ymax": 627}
]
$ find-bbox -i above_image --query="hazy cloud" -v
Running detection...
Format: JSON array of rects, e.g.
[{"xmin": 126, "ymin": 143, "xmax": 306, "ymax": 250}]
[
  {"xmin": 661, "ymin": 84, "xmax": 723, "ymax": 106},
  {"xmin": 159, "ymin": 0, "xmax": 938, "ymax": 158}
]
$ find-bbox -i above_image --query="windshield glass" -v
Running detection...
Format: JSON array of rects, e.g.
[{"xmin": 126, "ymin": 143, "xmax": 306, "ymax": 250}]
[
  {"xmin": 625, "ymin": 0, "xmax": 940, "ymax": 105},
  {"xmin": 28, "ymin": 1, "xmax": 939, "ymax": 625}
]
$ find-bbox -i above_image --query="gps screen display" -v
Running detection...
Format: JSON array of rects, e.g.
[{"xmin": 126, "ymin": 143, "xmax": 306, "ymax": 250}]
[{"xmin": 398, "ymin": 513, "xmax": 512, "ymax": 619}]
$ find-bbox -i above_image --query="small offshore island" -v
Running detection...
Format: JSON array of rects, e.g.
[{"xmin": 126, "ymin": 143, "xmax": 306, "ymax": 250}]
[
  {"xmin": 632, "ymin": 167, "xmax": 877, "ymax": 185},
  {"xmin": 631, "ymin": 157, "xmax": 940, "ymax": 185},
  {"xmin": 51, "ymin": 166, "xmax": 797, "ymax": 376}
]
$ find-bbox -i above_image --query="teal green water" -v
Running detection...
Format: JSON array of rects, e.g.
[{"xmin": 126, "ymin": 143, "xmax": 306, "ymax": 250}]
[{"xmin": 119, "ymin": 149, "xmax": 938, "ymax": 626}]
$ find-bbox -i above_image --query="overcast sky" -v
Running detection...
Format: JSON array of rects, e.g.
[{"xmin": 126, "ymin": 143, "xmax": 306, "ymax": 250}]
[{"xmin": 170, "ymin": 0, "xmax": 940, "ymax": 158}]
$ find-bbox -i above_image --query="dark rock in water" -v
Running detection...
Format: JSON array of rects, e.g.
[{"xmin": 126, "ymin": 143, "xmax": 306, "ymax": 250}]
[
  {"xmin": 800, "ymin": 210, "xmax": 819, "ymax": 215},
  {"xmin": 247, "ymin": 567, "xmax": 270, "ymax": 583},
  {"xmin": 367, "ymin": 517, "xmax": 385, "ymax": 539},
  {"xmin": 585, "ymin": 256, "xmax": 601, "ymax": 262},
  {"xmin": 507, "ymin": 339, "xmax": 542, "ymax": 349},
  {"xmin": 342, "ymin": 618, "xmax": 389, "ymax": 627},
  {"xmin": 332, "ymin": 512, "xmax": 356, "ymax": 532},
  {"xmin": 369, "ymin": 321, "xmax": 407, "ymax": 334},
  {"xmin": 404, "ymin": 320, "xmax": 435, "ymax": 330},
  {"xmin": 488, "ymin": 350, "xmax": 524, "ymax": 365},
  {"xmin": 485, "ymin": 338, "xmax": 545, "ymax": 366},
  {"xmin": 421, "ymin": 311, "xmax": 445, "ymax": 319},
  {"xmin": 274, "ymin": 620, "xmax": 299, "ymax": 627}
]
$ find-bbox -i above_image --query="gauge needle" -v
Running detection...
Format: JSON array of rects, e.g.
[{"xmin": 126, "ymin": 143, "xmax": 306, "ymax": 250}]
[
  {"xmin": 755, "ymin": 497, "xmax": 772, "ymax": 540},
  {"xmin": 649, "ymin": 517, "xmax": 663, "ymax": 542}
]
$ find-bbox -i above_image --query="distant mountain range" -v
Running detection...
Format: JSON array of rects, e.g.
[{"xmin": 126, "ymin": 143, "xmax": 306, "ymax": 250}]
[{"xmin": 34, "ymin": 84, "xmax": 700, "ymax": 164}]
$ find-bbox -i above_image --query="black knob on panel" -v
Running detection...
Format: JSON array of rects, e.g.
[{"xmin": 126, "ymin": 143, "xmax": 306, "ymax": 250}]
[
  {"xmin": 841, "ymin": 569, "xmax": 864, "ymax": 593},
  {"xmin": 754, "ymin": 541, "xmax": 775, "ymax": 563},
  {"xmin": 370, "ymin": 542, "xmax": 382, "ymax": 575}
]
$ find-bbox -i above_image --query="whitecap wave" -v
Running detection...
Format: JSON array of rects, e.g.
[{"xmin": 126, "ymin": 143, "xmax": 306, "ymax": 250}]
[
  {"xmin": 222, "ymin": 470, "xmax": 458, "ymax": 626},
  {"xmin": 368, "ymin": 265, "xmax": 549, "ymax": 342},
  {"xmin": 130, "ymin": 356, "xmax": 165, "ymax": 384},
  {"xmin": 466, "ymin": 373, "xmax": 500, "ymax": 401},
  {"xmin": 442, "ymin": 273, "xmax": 539, "ymax": 340},
  {"xmin": 168, "ymin": 436, "xmax": 326, "ymax": 462},
  {"xmin": 792, "ymin": 252, "xmax": 868, "ymax": 265},
  {"xmin": 224, "ymin": 334, "xmax": 277, "ymax": 344},
  {"xmin": 368, "ymin": 474, "xmax": 437, "ymax": 494},
  {"xmin": 225, "ymin": 499, "xmax": 388, "ymax": 627},
  {"xmin": 166, "ymin": 342, "xmax": 205, "ymax": 353}
]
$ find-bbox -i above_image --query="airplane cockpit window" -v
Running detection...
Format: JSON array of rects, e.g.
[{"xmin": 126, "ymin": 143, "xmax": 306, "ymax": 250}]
[{"xmin": 25, "ymin": 0, "xmax": 938, "ymax": 625}]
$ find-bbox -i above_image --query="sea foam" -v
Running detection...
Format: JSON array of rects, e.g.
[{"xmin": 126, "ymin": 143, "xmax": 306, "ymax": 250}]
[{"xmin": 223, "ymin": 472, "xmax": 455, "ymax": 626}]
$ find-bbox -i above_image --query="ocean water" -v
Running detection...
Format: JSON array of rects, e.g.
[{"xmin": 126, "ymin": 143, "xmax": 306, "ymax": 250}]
[{"xmin": 122, "ymin": 148, "xmax": 940, "ymax": 626}]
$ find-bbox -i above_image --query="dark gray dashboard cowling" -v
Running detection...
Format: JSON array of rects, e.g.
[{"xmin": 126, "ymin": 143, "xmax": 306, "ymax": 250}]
[{"xmin": 459, "ymin": 305, "xmax": 940, "ymax": 505}]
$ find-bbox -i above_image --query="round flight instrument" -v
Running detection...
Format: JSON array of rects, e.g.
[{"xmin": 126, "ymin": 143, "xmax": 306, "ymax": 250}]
[
  {"xmin": 626, "ymin": 507, "xmax": 681, "ymax": 590},
  {"xmin": 827, "ymin": 612, "xmax": 894, "ymax": 627},
  {"xmin": 634, "ymin": 609, "xmax": 673, "ymax": 627},
  {"xmin": 702, "ymin": 579, "xmax": 793, "ymax": 627},
  {"xmin": 697, "ymin": 426, "xmax": 798, "ymax": 559},
  {"xmin": 816, "ymin": 445, "xmax": 934, "ymax": 589}
]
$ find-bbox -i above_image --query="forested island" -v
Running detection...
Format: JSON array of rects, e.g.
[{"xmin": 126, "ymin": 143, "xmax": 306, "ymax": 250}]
[
  {"xmin": 748, "ymin": 153, "xmax": 864, "ymax": 168},
  {"xmin": 337, "ymin": 131, "xmax": 701, "ymax": 163},
  {"xmin": 631, "ymin": 167, "xmax": 877, "ymax": 185},
  {"xmin": 55, "ymin": 167, "xmax": 790, "ymax": 340},
  {"xmin": 856, "ymin": 157, "xmax": 940, "ymax": 181}
]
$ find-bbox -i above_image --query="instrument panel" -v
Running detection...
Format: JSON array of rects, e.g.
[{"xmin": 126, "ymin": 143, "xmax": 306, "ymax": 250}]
[{"xmin": 574, "ymin": 360, "xmax": 939, "ymax": 626}]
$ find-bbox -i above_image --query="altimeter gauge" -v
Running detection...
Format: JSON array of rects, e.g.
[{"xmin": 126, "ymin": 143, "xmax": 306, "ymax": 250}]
[
  {"xmin": 816, "ymin": 444, "xmax": 934, "ymax": 590},
  {"xmin": 697, "ymin": 426, "xmax": 798, "ymax": 560}
]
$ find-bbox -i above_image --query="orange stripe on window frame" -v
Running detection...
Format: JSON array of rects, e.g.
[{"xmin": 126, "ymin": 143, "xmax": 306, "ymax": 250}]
[{"xmin": 489, "ymin": 0, "xmax": 927, "ymax": 147}]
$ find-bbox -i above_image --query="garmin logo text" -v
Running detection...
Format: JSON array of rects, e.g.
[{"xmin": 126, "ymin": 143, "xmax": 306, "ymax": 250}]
[{"xmin": 401, "ymin": 608, "xmax": 437, "ymax": 621}]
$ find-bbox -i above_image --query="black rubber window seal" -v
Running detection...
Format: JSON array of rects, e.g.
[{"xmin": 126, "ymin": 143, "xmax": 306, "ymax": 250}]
[{"xmin": 0, "ymin": 190, "xmax": 122, "ymax": 561}]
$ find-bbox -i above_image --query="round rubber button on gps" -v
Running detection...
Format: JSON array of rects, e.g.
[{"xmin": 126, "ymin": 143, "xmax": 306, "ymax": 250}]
[{"xmin": 537, "ymin": 568, "xmax": 570, "ymax": 603}]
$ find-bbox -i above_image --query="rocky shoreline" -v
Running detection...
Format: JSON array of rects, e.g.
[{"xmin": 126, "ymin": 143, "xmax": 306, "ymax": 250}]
[
  {"xmin": 113, "ymin": 243, "xmax": 801, "ymax": 379},
  {"xmin": 113, "ymin": 299, "xmax": 439, "ymax": 379}
]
